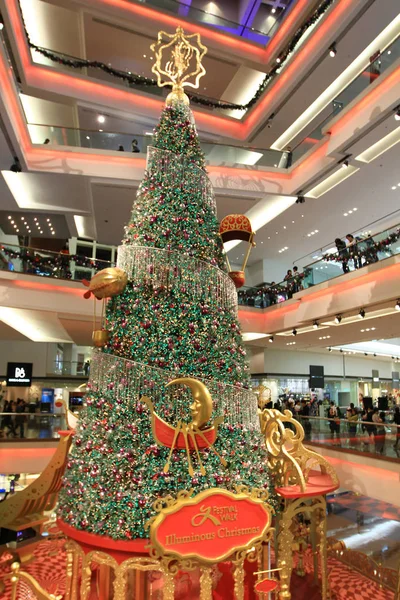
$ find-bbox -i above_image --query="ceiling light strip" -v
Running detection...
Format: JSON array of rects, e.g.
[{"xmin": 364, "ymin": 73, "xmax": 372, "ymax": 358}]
[
  {"xmin": 355, "ymin": 125, "xmax": 400, "ymax": 163},
  {"xmin": 306, "ymin": 165, "xmax": 359, "ymax": 198},
  {"xmin": 271, "ymin": 15, "xmax": 400, "ymax": 150}
]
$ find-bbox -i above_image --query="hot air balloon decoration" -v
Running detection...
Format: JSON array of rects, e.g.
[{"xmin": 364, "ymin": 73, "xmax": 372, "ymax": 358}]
[
  {"xmin": 82, "ymin": 267, "xmax": 128, "ymax": 347},
  {"xmin": 141, "ymin": 377, "xmax": 225, "ymax": 477},
  {"xmin": 219, "ymin": 214, "xmax": 256, "ymax": 288}
]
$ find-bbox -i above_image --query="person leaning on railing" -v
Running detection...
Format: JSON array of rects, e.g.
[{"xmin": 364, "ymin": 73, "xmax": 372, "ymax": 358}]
[
  {"xmin": 392, "ymin": 406, "xmax": 400, "ymax": 450},
  {"xmin": 346, "ymin": 403, "xmax": 359, "ymax": 435}
]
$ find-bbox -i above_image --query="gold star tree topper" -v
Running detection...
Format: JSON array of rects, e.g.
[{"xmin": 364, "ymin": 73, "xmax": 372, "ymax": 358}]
[{"xmin": 151, "ymin": 27, "xmax": 207, "ymax": 106}]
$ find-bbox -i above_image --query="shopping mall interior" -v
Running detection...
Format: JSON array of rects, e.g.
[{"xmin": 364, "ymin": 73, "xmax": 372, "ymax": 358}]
[{"xmin": 0, "ymin": 0, "xmax": 400, "ymax": 598}]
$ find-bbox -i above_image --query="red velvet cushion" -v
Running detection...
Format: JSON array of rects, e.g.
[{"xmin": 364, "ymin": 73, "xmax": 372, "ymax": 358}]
[{"xmin": 275, "ymin": 470, "xmax": 339, "ymax": 499}]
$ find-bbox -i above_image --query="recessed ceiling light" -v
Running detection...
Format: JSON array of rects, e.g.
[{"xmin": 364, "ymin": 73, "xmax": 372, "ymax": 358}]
[
  {"xmin": 34, "ymin": 217, "xmax": 37, "ymax": 221},
  {"xmin": 51, "ymin": 231, "xmax": 55, "ymax": 235},
  {"xmin": 99, "ymin": 129, "xmax": 103, "ymax": 132},
  {"xmin": 301, "ymin": 215, "xmax": 304, "ymax": 218},
  {"xmin": 276, "ymin": 57, "xmax": 281, "ymax": 63},
  {"xmin": 47, "ymin": 218, "xmax": 50, "ymax": 222},
  {"xmin": 86, "ymin": 136, "xmax": 90, "ymax": 140},
  {"xmin": 7, "ymin": 215, "xmax": 11, "ymax": 219},
  {"xmin": 271, "ymin": 7, "xmax": 276, "ymax": 13},
  {"xmin": 283, "ymin": 226, "xmax": 286, "ymax": 229},
  {"xmin": 143, "ymin": 54, "xmax": 147, "ymax": 58},
  {"xmin": 292, "ymin": 220, "xmax": 295, "ymax": 223},
  {"xmin": 15, "ymin": 228, "xmax": 19, "ymax": 232},
  {"xmin": 353, "ymin": 207, "xmax": 357, "ymax": 211},
  {"xmin": 97, "ymin": 115, "xmax": 105, "ymax": 124},
  {"xmin": 344, "ymin": 213, "xmax": 348, "ymax": 216}
]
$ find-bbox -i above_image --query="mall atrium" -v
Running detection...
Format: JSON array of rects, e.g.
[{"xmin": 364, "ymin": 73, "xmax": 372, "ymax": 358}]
[{"xmin": 0, "ymin": 0, "xmax": 399, "ymax": 598}]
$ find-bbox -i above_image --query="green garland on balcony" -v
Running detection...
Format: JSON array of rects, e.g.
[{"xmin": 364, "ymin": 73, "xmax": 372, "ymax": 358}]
[
  {"xmin": 16, "ymin": 0, "xmax": 336, "ymax": 112},
  {"xmin": 322, "ymin": 230, "xmax": 400, "ymax": 263}
]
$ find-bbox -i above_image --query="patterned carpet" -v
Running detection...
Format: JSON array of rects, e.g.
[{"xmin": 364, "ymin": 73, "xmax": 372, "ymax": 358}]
[{"xmin": 0, "ymin": 539, "xmax": 395, "ymax": 599}]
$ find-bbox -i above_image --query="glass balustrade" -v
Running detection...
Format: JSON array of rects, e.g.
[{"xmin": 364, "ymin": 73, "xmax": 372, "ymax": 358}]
[
  {"xmin": 296, "ymin": 415, "xmax": 400, "ymax": 460},
  {"xmin": 52, "ymin": 360, "xmax": 90, "ymax": 376},
  {"xmin": 127, "ymin": 0, "xmax": 292, "ymax": 44},
  {"xmin": 28, "ymin": 123, "xmax": 284, "ymax": 168},
  {"xmin": 238, "ymin": 274, "xmax": 305, "ymax": 308},
  {"xmin": 303, "ymin": 224, "xmax": 400, "ymax": 288},
  {"xmin": 2, "ymin": 409, "xmax": 398, "ymax": 458},
  {"xmin": 0, "ymin": 242, "xmax": 114, "ymax": 282},
  {"xmin": 0, "ymin": 412, "xmax": 68, "ymax": 440},
  {"xmin": 292, "ymin": 34, "xmax": 400, "ymax": 163}
]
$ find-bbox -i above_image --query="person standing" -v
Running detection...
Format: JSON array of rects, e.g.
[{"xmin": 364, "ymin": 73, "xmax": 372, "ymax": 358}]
[
  {"xmin": 372, "ymin": 408, "xmax": 385, "ymax": 454},
  {"xmin": 15, "ymin": 399, "xmax": 26, "ymax": 438},
  {"xmin": 328, "ymin": 401, "xmax": 340, "ymax": 442},
  {"xmin": 393, "ymin": 406, "xmax": 400, "ymax": 450},
  {"xmin": 346, "ymin": 234, "xmax": 363, "ymax": 269},
  {"xmin": 335, "ymin": 238, "xmax": 349, "ymax": 273},
  {"xmin": 347, "ymin": 403, "xmax": 359, "ymax": 438},
  {"xmin": 131, "ymin": 139, "xmax": 140, "ymax": 153}
]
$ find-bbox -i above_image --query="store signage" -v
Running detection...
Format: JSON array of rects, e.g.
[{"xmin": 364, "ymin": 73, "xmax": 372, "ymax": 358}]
[
  {"xmin": 6, "ymin": 362, "xmax": 32, "ymax": 387},
  {"xmin": 150, "ymin": 488, "xmax": 272, "ymax": 564}
]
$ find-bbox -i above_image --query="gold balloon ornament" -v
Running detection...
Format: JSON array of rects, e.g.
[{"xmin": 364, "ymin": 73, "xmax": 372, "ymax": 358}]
[
  {"xmin": 83, "ymin": 267, "xmax": 127, "ymax": 348},
  {"xmin": 82, "ymin": 267, "xmax": 128, "ymax": 300},
  {"xmin": 150, "ymin": 26, "xmax": 207, "ymax": 106},
  {"xmin": 219, "ymin": 215, "xmax": 256, "ymax": 289}
]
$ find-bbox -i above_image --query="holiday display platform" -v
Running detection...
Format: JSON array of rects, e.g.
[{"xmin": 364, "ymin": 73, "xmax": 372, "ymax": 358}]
[{"xmin": 54, "ymin": 27, "xmax": 338, "ymax": 599}]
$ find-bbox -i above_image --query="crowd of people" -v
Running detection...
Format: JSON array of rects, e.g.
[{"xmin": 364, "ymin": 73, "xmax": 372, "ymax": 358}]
[
  {"xmin": 238, "ymin": 266, "xmax": 305, "ymax": 307},
  {"xmin": 1, "ymin": 399, "xmax": 27, "ymax": 438},
  {"xmin": 334, "ymin": 233, "xmax": 379, "ymax": 273}
]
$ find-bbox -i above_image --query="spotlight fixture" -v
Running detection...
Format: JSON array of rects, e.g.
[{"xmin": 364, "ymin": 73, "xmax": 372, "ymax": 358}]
[
  {"xmin": 364, "ymin": 352, "xmax": 368, "ymax": 356},
  {"xmin": 292, "ymin": 329, "xmax": 297, "ymax": 336},
  {"xmin": 329, "ymin": 43, "xmax": 337, "ymax": 57},
  {"xmin": 296, "ymin": 195, "xmax": 305, "ymax": 204},
  {"xmin": 268, "ymin": 336, "xmax": 274, "ymax": 343},
  {"xmin": 334, "ymin": 315, "xmax": 342, "ymax": 324},
  {"xmin": 359, "ymin": 308, "xmax": 365, "ymax": 319},
  {"xmin": 328, "ymin": 347, "xmax": 332, "ymax": 352},
  {"xmin": 395, "ymin": 300, "xmax": 400, "ymax": 311},
  {"xmin": 394, "ymin": 107, "xmax": 400, "ymax": 121},
  {"xmin": 373, "ymin": 353, "xmax": 377, "ymax": 357},
  {"xmin": 341, "ymin": 160, "xmax": 349, "ymax": 169},
  {"xmin": 340, "ymin": 349, "xmax": 343, "ymax": 353},
  {"xmin": 266, "ymin": 112, "xmax": 275, "ymax": 128},
  {"xmin": 10, "ymin": 156, "xmax": 21, "ymax": 173},
  {"xmin": 313, "ymin": 321, "xmax": 319, "ymax": 329},
  {"xmin": 276, "ymin": 57, "xmax": 281, "ymax": 64}
]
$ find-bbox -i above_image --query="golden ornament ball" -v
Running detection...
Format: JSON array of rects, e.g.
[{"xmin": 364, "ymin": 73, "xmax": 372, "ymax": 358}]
[
  {"xmin": 84, "ymin": 267, "xmax": 128, "ymax": 300},
  {"xmin": 92, "ymin": 329, "xmax": 110, "ymax": 347}
]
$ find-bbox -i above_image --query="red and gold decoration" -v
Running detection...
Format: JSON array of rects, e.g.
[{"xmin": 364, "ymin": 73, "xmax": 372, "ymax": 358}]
[
  {"xmin": 219, "ymin": 214, "xmax": 256, "ymax": 288},
  {"xmin": 142, "ymin": 377, "xmax": 225, "ymax": 476},
  {"xmin": 82, "ymin": 267, "xmax": 127, "ymax": 347},
  {"xmin": 148, "ymin": 488, "xmax": 272, "ymax": 565}
]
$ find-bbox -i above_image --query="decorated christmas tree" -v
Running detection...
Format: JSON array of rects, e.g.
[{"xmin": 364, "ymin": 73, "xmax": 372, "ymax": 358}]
[{"xmin": 58, "ymin": 28, "xmax": 271, "ymax": 543}]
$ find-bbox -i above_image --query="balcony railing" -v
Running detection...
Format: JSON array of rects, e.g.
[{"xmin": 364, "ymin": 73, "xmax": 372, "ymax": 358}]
[
  {"xmin": 52, "ymin": 360, "xmax": 90, "ymax": 376},
  {"xmin": 28, "ymin": 123, "xmax": 284, "ymax": 169},
  {"xmin": 0, "ymin": 412, "xmax": 68, "ymax": 440},
  {"xmin": 292, "ymin": 33, "xmax": 400, "ymax": 163},
  {"xmin": 238, "ymin": 221, "xmax": 400, "ymax": 309},
  {"xmin": 296, "ymin": 415, "xmax": 400, "ymax": 461},
  {"xmin": 303, "ymin": 223, "xmax": 400, "ymax": 288},
  {"xmin": 0, "ymin": 243, "xmax": 114, "ymax": 282}
]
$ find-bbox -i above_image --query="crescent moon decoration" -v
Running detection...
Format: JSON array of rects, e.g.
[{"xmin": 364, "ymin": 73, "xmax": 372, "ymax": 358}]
[
  {"xmin": 141, "ymin": 377, "xmax": 226, "ymax": 476},
  {"xmin": 166, "ymin": 377, "xmax": 212, "ymax": 429}
]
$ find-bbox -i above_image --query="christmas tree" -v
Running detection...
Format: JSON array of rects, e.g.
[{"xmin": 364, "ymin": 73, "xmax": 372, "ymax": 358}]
[{"xmin": 59, "ymin": 30, "xmax": 271, "ymax": 542}]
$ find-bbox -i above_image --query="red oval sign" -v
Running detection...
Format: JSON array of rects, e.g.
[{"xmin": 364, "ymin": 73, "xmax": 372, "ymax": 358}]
[{"xmin": 150, "ymin": 488, "xmax": 272, "ymax": 564}]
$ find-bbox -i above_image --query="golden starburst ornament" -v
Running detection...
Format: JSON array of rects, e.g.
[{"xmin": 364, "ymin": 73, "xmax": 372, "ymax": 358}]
[{"xmin": 151, "ymin": 27, "xmax": 207, "ymax": 106}]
